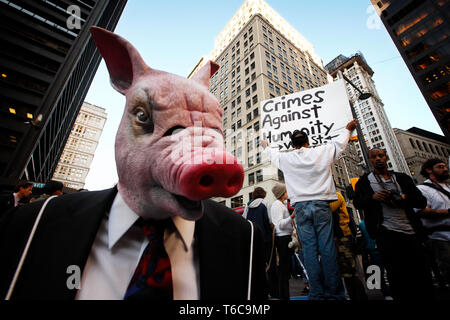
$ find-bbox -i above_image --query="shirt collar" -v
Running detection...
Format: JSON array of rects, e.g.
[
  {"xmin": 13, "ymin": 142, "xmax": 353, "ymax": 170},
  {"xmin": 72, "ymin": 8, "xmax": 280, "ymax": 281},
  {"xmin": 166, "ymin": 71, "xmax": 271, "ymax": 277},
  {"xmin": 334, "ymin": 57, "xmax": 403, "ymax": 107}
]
[
  {"xmin": 13, "ymin": 193, "xmax": 20, "ymax": 207},
  {"xmin": 108, "ymin": 192, "xmax": 195, "ymax": 251}
]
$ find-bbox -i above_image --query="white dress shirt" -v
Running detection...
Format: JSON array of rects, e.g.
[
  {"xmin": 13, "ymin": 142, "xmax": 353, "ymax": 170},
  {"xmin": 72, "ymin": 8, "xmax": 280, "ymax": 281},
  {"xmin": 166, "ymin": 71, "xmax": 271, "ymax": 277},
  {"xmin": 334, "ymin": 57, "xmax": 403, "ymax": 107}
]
[
  {"xmin": 75, "ymin": 192, "xmax": 199, "ymax": 300},
  {"xmin": 13, "ymin": 193, "xmax": 20, "ymax": 207}
]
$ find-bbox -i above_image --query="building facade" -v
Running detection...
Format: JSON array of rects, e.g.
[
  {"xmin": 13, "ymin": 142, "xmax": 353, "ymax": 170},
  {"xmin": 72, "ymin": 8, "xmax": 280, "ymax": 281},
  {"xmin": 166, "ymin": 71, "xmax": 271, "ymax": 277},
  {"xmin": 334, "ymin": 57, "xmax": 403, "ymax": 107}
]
[
  {"xmin": 394, "ymin": 126, "xmax": 450, "ymax": 184},
  {"xmin": 202, "ymin": 0, "xmax": 363, "ymax": 214},
  {"xmin": 326, "ymin": 53, "xmax": 410, "ymax": 174},
  {"xmin": 0, "ymin": 0, "xmax": 127, "ymax": 190},
  {"xmin": 52, "ymin": 102, "xmax": 106, "ymax": 190},
  {"xmin": 371, "ymin": 0, "xmax": 449, "ymax": 140}
]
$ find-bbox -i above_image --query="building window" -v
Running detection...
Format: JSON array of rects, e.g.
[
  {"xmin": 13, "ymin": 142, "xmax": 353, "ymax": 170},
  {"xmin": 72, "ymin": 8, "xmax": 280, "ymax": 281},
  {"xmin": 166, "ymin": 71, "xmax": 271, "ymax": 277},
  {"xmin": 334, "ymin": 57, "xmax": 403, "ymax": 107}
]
[
  {"xmin": 416, "ymin": 140, "xmax": 423, "ymax": 151},
  {"xmin": 248, "ymin": 173, "xmax": 255, "ymax": 185},
  {"xmin": 248, "ymin": 156, "xmax": 254, "ymax": 167},
  {"xmin": 231, "ymin": 195, "xmax": 243, "ymax": 208},
  {"xmin": 256, "ymin": 170, "xmax": 263, "ymax": 182}
]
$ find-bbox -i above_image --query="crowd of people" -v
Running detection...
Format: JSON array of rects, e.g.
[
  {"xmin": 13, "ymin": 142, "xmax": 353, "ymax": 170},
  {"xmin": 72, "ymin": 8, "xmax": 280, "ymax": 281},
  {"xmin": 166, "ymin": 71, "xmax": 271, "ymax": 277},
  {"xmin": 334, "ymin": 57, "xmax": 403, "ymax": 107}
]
[
  {"xmin": 248, "ymin": 118, "xmax": 450, "ymax": 300},
  {"xmin": 0, "ymin": 119, "xmax": 448, "ymax": 301},
  {"xmin": 0, "ymin": 180, "xmax": 81, "ymax": 218}
]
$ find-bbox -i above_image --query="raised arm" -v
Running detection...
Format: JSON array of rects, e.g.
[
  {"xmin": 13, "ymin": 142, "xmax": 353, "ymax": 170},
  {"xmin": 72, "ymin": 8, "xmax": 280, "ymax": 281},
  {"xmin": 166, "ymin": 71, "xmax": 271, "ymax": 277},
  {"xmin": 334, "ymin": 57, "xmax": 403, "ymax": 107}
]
[
  {"xmin": 261, "ymin": 138, "xmax": 281, "ymax": 169},
  {"xmin": 330, "ymin": 119, "xmax": 358, "ymax": 161}
]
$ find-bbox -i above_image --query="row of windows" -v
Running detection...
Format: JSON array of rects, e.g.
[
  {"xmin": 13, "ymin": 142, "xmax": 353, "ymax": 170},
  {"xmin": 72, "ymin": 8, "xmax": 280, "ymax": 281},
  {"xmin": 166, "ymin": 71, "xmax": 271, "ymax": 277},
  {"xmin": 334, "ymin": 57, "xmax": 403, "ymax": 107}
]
[
  {"xmin": 248, "ymin": 169, "xmax": 263, "ymax": 186},
  {"xmin": 261, "ymin": 23, "xmax": 326, "ymax": 85},
  {"xmin": 213, "ymin": 51, "xmax": 257, "ymax": 103},
  {"xmin": 399, "ymin": 10, "xmax": 445, "ymax": 49},
  {"xmin": 412, "ymin": 42, "xmax": 449, "ymax": 73},
  {"xmin": 409, "ymin": 138, "xmax": 450, "ymax": 156}
]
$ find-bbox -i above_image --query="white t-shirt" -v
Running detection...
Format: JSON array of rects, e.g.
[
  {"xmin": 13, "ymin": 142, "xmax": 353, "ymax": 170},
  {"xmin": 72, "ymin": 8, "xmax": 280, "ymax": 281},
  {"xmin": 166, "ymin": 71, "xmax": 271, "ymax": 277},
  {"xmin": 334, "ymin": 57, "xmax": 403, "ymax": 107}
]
[
  {"xmin": 264, "ymin": 128, "xmax": 350, "ymax": 204},
  {"xmin": 416, "ymin": 179, "xmax": 450, "ymax": 241},
  {"xmin": 270, "ymin": 200, "xmax": 293, "ymax": 237}
]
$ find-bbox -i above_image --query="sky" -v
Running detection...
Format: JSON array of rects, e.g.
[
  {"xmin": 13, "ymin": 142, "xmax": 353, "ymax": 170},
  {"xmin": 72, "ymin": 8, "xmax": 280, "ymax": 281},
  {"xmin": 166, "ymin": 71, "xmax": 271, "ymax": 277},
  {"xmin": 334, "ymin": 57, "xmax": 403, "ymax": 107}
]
[{"xmin": 83, "ymin": 0, "xmax": 444, "ymax": 191}]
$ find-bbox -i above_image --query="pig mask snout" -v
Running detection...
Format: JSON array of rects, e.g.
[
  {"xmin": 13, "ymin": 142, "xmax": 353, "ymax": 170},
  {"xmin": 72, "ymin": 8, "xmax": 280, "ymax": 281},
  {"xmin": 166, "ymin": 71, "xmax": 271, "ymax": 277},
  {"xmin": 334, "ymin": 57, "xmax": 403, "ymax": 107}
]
[{"xmin": 179, "ymin": 151, "xmax": 244, "ymax": 201}]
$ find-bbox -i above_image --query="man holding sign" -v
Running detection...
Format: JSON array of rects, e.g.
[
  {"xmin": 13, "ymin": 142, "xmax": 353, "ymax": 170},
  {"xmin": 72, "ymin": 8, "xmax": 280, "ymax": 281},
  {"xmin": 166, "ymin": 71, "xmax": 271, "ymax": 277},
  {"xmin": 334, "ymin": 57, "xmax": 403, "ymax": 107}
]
[
  {"xmin": 262, "ymin": 91, "xmax": 357, "ymax": 300},
  {"xmin": 262, "ymin": 119, "xmax": 357, "ymax": 300}
]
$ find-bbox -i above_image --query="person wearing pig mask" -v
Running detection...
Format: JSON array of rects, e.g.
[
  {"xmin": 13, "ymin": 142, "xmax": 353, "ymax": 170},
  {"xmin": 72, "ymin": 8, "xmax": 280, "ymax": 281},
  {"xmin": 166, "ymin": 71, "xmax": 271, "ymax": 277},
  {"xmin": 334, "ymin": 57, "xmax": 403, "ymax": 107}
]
[{"xmin": 0, "ymin": 27, "xmax": 267, "ymax": 301}]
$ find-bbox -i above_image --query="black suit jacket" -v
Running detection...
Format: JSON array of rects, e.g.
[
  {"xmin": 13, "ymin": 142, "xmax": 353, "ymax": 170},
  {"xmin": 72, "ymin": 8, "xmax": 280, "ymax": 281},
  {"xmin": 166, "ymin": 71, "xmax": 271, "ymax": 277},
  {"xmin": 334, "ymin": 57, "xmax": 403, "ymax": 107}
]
[
  {"xmin": 0, "ymin": 188, "xmax": 267, "ymax": 300},
  {"xmin": 0, "ymin": 192, "xmax": 14, "ymax": 220}
]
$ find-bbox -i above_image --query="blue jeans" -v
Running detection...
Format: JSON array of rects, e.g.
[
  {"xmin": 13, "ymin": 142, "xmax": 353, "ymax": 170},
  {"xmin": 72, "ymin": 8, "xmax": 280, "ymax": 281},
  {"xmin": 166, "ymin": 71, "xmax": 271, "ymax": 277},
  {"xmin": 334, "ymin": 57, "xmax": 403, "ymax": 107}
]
[{"xmin": 294, "ymin": 200, "xmax": 345, "ymax": 300}]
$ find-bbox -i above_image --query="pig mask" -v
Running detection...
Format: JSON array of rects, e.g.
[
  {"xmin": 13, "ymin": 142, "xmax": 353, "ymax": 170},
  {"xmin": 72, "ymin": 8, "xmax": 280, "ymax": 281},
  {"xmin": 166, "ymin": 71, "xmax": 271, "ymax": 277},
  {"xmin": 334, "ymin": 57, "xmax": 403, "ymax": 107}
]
[{"xmin": 90, "ymin": 27, "xmax": 244, "ymax": 221}]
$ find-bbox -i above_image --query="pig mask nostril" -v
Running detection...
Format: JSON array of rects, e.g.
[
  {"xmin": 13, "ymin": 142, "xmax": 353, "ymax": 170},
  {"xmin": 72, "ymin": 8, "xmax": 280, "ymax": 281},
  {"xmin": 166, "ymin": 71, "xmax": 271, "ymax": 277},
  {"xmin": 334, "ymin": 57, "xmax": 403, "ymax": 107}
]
[
  {"xmin": 163, "ymin": 125, "xmax": 185, "ymax": 137},
  {"xmin": 199, "ymin": 175, "xmax": 214, "ymax": 187},
  {"xmin": 228, "ymin": 173, "xmax": 242, "ymax": 188}
]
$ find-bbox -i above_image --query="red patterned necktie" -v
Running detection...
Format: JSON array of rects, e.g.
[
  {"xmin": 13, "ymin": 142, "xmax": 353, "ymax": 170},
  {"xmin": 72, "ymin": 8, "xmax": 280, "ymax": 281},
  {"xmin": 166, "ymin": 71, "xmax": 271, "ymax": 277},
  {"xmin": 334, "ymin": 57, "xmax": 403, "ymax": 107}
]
[{"xmin": 124, "ymin": 218, "xmax": 173, "ymax": 300}]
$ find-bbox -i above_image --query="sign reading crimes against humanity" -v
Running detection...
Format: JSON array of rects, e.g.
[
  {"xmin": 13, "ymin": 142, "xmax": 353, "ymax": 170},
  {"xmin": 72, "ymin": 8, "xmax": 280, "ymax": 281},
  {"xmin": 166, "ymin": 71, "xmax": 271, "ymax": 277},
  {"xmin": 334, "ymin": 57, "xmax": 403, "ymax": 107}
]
[{"xmin": 260, "ymin": 79, "xmax": 353, "ymax": 150}]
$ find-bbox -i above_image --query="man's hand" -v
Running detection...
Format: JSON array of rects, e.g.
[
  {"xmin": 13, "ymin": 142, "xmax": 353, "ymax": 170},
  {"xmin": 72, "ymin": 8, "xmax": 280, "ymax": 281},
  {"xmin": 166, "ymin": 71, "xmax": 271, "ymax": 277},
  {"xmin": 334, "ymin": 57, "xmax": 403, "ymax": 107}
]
[
  {"xmin": 261, "ymin": 138, "xmax": 269, "ymax": 148},
  {"xmin": 372, "ymin": 189, "xmax": 391, "ymax": 202},
  {"xmin": 346, "ymin": 119, "xmax": 358, "ymax": 132}
]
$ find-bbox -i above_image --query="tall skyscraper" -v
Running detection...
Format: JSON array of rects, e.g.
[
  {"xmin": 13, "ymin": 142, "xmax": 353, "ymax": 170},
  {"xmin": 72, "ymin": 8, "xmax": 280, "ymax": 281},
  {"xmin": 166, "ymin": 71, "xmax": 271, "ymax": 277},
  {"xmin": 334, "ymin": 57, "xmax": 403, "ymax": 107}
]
[
  {"xmin": 326, "ymin": 53, "xmax": 410, "ymax": 174},
  {"xmin": 52, "ymin": 102, "xmax": 106, "ymax": 190},
  {"xmin": 370, "ymin": 0, "xmax": 449, "ymax": 140},
  {"xmin": 198, "ymin": 0, "xmax": 363, "ymax": 208},
  {"xmin": 0, "ymin": 0, "xmax": 127, "ymax": 190}
]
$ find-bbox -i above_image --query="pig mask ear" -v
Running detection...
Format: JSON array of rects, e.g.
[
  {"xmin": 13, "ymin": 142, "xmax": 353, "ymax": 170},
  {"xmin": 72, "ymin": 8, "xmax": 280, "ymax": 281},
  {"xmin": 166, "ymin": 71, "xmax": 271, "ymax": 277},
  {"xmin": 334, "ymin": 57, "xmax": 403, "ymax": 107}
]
[
  {"xmin": 191, "ymin": 60, "xmax": 219, "ymax": 89},
  {"xmin": 90, "ymin": 26, "xmax": 149, "ymax": 94}
]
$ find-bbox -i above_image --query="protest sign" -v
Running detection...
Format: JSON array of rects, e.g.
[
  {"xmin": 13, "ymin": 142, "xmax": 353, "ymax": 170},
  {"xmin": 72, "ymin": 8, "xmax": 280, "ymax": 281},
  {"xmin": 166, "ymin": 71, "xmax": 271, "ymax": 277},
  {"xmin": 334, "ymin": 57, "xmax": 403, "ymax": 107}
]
[{"xmin": 260, "ymin": 79, "xmax": 353, "ymax": 150}]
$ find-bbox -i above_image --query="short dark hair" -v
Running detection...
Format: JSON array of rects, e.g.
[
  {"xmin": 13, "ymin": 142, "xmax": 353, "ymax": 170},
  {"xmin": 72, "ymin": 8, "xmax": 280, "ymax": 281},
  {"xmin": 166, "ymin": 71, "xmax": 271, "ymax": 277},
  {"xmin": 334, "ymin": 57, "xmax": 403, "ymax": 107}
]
[
  {"xmin": 368, "ymin": 147, "xmax": 387, "ymax": 156},
  {"xmin": 252, "ymin": 187, "xmax": 266, "ymax": 199},
  {"xmin": 291, "ymin": 130, "xmax": 309, "ymax": 148},
  {"xmin": 14, "ymin": 181, "xmax": 32, "ymax": 192},
  {"xmin": 44, "ymin": 180, "xmax": 64, "ymax": 194},
  {"xmin": 420, "ymin": 158, "xmax": 446, "ymax": 179}
]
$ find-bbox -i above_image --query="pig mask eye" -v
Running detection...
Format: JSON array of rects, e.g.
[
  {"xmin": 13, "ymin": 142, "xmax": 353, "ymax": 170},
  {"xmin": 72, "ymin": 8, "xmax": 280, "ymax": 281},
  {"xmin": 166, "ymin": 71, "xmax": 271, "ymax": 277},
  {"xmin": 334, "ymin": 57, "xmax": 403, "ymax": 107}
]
[
  {"xmin": 132, "ymin": 108, "xmax": 154, "ymax": 133},
  {"xmin": 136, "ymin": 110, "xmax": 149, "ymax": 123}
]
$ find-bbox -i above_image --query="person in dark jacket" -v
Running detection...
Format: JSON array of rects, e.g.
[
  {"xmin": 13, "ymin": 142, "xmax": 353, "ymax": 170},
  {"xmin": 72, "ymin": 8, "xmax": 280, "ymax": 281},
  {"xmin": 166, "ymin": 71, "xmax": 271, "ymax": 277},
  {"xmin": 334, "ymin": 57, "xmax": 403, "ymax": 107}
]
[
  {"xmin": 0, "ymin": 181, "xmax": 33, "ymax": 219},
  {"xmin": 243, "ymin": 187, "xmax": 277, "ymax": 298},
  {"xmin": 30, "ymin": 180, "xmax": 64, "ymax": 203},
  {"xmin": 354, "ymin": 148, "xmax": 434, "ymax": 300}
]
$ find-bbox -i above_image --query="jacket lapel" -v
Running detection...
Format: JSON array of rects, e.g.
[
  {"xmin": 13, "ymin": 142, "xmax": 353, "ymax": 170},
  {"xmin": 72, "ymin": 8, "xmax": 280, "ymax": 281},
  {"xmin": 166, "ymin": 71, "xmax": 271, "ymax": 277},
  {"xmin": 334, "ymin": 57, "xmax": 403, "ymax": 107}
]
[{"xmin": 17, "ymin": 187, "xmax": 118, "ymax": 299}]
